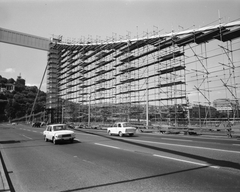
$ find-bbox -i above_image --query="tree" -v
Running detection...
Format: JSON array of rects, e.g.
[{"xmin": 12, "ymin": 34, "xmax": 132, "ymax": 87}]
[
  {"xmin": 130, "ymin": 105, "xmax": 143, "ymax": 121},
  {"xmin": 0, "ymin": 93, "xmax": 8, "ymax": 121},
  {"xmin": 5, "ymin": 99, "xmax": 15, "ymax": 121},
  {"xmin": 8, "ymin": 78, "xmax": 15, "ymax": 84},
  {"xmin": 0, "ymin": 75, "xmax": 47, "ymax": 122},
  {"xmin": 0, "ymin": 77, "xmax": 7, "ymax": 85},
  {"xmin": 101, "ymin": 106, "xmax": 112, "ymax": 122},
  {"xmin": 15, "ymin": 83, "xmax": 25, "ymax": 92}
]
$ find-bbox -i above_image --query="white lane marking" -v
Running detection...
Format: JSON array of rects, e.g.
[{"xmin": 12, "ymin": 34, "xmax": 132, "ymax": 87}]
[
  {"xmin": 82, "ymin": 159, "xmax": 95, "ymax": 165},
  {"xmin": 22, "ymin": 135, "xmax": 32, "ymax": 140},
  {"xmin": 233, "ymin": 144, "xmax": 240, "ymax": 146},
  {"xmin": 125, "ymin": 139, "xmax": 240, "ymax": 154},
  {"xmin": 153, "ymin": 154, "xmax": 219, "ymax": 169},
  {"xmin": 162, "ymin": 138, "xmax": 193, "ymax": 142},
  {"xmin": 95, "ymin": 143, "xmax": 120, "ymax": 149}
]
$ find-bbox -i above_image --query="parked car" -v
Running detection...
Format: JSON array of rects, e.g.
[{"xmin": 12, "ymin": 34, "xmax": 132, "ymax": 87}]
[
  {"xmin": 43, "ymin": 124, "xmax": 75, "ymax": 144},
  {"xmin": 32, "ymin": 122, "xmax": 41, "ymax": 127},
  {"xmin": 40, "ymin": 122, "xmax": 46, "ymax": 127},
  {"xmin": 107, "ymin": 122, "xmax": 136, "ymax": 137}
]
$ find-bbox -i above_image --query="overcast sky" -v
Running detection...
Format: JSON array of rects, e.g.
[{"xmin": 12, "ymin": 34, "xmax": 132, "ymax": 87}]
[{"xmin": 0, "ymin": 0, "xmax": 240, "ymax": 93}]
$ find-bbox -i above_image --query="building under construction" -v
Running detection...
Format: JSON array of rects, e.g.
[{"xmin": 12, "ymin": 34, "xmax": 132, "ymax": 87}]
[{"xmin": 46, "ymin": 20, "xmax": 240, "ymax": 125}]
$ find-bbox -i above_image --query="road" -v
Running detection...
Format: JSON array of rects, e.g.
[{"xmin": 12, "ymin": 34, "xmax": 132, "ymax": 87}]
[{"xmin": 0, "ymin": 123, "xmax": 240, "ymax": 192}]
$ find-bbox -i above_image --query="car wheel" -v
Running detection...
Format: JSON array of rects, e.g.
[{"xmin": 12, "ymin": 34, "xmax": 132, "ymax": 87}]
[
  {"xmin": 70, "ymin": 139, "xmax": 74, "ymax": 143},
  {"xmin": 108, "ymin": 130, "xmax": 112, "ymax": 136},
  {"xmin": 53, "ymin": 137, "xmax": 57, "ymax": 145},
  {"xmin": 44, "ymin": 136, "xmax": 48, "ymax": 142},
  {"xmin": 119, "ymin": 131, "xmax": 123, "ymax": 137},
  {"xmin": 129, "ymin": 133, "xmax": 134, "ymax": 137}
]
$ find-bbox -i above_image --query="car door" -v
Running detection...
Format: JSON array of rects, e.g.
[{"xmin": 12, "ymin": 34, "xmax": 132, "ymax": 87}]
[
  {"xmin": 49, "ymin": 126, "xmax": 55, "ymax": 140},
  {"xmin": 46, "ymin": 126, "xmax": 52, "ymax": 140},
  {"xmin": 111, "ymin": 123, "xmax": 117, "ymax": 134},
  {"xmin": 116, "ymin": 123, "xmax": 122, "ymax": 134}
]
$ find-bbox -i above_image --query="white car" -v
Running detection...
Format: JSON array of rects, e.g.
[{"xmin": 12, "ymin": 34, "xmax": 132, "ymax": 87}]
[
  {"xmin": 107, "ymin": 122, "xmax": 136, "ymax": 137},
  {"xmin": 43, "ymin": 124, "xmax": 75, "ymax": 144}
]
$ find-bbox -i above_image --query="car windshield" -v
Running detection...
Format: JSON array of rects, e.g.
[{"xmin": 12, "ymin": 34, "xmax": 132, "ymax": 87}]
[
  {"xmin": 122, "ymin": 123, "xmax": 133, "ymax": 127},
  {"xmin": 53, "ymin": 125, "xmax": 67, "ymax": 131}
]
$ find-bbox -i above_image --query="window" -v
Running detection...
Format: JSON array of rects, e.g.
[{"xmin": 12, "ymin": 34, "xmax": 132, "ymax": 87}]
[{"xmin": 53, "ymin": 125, "xmax": 66, "ymax": 131}]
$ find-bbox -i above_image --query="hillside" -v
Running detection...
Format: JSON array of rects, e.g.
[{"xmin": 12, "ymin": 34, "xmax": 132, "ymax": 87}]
[{"xmin": 0, "ymin": 75, "xmax": 46, "ymax": 122}]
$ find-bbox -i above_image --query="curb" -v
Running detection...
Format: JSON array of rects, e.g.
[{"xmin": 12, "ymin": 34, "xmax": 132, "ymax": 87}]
[{"xmin": 0, "ymin": 151, "xmax": 10, "ymax": 192}]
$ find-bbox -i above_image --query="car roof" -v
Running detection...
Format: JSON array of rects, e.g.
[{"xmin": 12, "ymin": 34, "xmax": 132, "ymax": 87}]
[{"xmin": 49, "ymin": 124, "xmax": 66, "ymax": 126}]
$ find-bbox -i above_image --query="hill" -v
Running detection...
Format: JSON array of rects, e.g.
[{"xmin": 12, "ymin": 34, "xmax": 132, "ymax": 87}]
[{"xmin": 0, "ymin": 75, "xmax": 46, "ymax": 122}]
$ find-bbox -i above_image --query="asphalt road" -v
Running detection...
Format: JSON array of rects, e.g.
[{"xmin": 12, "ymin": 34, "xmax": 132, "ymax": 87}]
[{"xmin": 0, "ymin": 123, "xmax": 240, "ymax": 192}]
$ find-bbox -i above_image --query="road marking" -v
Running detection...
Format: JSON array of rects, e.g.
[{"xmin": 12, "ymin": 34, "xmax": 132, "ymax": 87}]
[
  {"xmin": 162, "ymin": 138, "xmax": 193, "ymax": 142},
  {"xmin": 126, "ymin": 139, "xmax": 240, "ymax": 154},
  {"xmin": 94, "ymin": 141, "xmax": 219, "ymax": 169},
  {"xmin": 233, "ymin": 144, "xmax": 240, "ymax": 146},
  {"xmin": 22, "ymin": 135, "xmax": 32, "ymax": 140},
  {"xmin": 82, "ymin": 159, "xmax": 95, "ymax": 165},
  {"xmin": 95, "ymin": 143, "xmax": 120, "ymax": 149},
  {"xmin": 153, "ymin": 154, "xmax": 219, "ymax": 169}
]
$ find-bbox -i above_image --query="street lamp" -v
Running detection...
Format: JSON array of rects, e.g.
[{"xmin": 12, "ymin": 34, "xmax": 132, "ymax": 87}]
[
  {"xmin": 88, "ymin": 94, "xmax": 91, "ymax": 128},
  {"xmin": 62, "ymin": 100, "xmax": 65, "ymax": 124}
]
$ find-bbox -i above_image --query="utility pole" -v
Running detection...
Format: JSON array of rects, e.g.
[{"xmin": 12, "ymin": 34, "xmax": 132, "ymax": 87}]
[
  {"xmin": 88, "ymin": 93, "xmax": 91, "ymax": 128},
  {"xmin": 146, "ymin": 77, "xmax": 149, "ymax": 129},
  {"xmin": 62, "ymin": 100, "xmax": 65, "ymax": 124}
]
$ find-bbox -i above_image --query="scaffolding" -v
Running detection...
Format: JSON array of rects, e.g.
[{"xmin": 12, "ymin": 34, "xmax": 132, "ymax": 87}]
[{"xmin": 46, "ymin": 19, "xmax": 240, "ymax": 126}]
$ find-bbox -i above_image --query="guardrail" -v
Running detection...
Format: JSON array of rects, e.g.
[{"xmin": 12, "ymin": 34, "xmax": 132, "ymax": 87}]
[
  {"xmin": 137, "ymin": 124, "xmax": 240, "ymax": 137},
  {"xmin": 64, "ymin": 121, "xmax": 240, "ymax": 137}
]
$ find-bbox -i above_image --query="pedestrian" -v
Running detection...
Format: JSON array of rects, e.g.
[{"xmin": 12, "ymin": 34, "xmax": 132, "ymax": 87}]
[
  {"xmin": 226, "ymin": 120, "xmax": 232, "ymax": 138},
  {"xmin": 227, "ymin": 127, "xmax": 232, "ymax": 138}
]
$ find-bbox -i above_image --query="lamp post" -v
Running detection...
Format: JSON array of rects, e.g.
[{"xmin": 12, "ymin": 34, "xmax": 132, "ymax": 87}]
[
  {"xmin": 62, "ymin": 106, "xmax": 64, "ymax": 123},
  {"xmin": 88, "ymin": 94, "xmax": 91, "ymax": 128},
  {"xmin": 62, "ymin": 101, "xmax": 65, "ymax": 124}
]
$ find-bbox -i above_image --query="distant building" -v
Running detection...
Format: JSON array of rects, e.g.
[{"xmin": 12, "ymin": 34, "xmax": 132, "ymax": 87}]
[
  {"xmin": 16, "ymin": 74, "xmax": 25, "ymax": 86},
  {"xmin": 0, "ymin": 83, "xmax": 15, "ymax": 92},
  {"xmin": 188, "ymin": 103, "xmax": 217, "ymax": 118},
  {"xmin": 213, "ymin": 98, "xmax": 240, "ymax": 113},
  {"xmin": 213, "ymin": 98, "xmax": 240, "ymax": 118},
  {"xmin": 0, "ymin": 75, "xmax": 25, "ymax": 93}
]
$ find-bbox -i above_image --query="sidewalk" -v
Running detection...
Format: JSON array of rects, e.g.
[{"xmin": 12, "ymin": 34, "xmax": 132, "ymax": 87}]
[{"xmin": 0, "ymin": 151, "xmax": 10, "ymax": 192}]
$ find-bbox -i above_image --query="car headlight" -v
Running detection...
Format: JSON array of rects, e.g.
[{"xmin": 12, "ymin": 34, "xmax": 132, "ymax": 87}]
[{"xmin": 55, "ymin": 135, "xmax": 61, "ymax": 138}]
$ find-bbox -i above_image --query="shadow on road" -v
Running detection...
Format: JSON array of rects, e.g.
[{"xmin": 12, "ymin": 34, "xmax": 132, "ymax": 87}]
[
  {"xmin": 60, "ymin": 166, "xmax": 207, "ymax": 192},
  {"xmin": 0, "ymin": 140, "xmax": 20, "ymax": 144},
  {"xmin": 0, "ymin": 151, "xmax": 15, "ymax": 192}
]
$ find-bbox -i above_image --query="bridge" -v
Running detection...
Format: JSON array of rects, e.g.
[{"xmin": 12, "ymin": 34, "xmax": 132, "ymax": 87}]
[
  {"xmin": 1, "ymin": 19, "xmax": 240, "ymax": 125},
  {"xmin": 0, "ymin": 27, "xmax": 50, "ymax": 51}
]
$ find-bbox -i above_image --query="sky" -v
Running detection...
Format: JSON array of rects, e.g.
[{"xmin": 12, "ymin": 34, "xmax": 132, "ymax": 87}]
[{"xmin": 0, "ymin": 0, "xmax": 240, "ymax": 96}]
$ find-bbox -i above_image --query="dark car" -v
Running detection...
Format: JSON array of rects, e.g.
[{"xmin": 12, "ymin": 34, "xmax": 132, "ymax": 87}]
[{"xmin": 32, "ymin": 122, "xmax": 41, "ymax": 127}]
